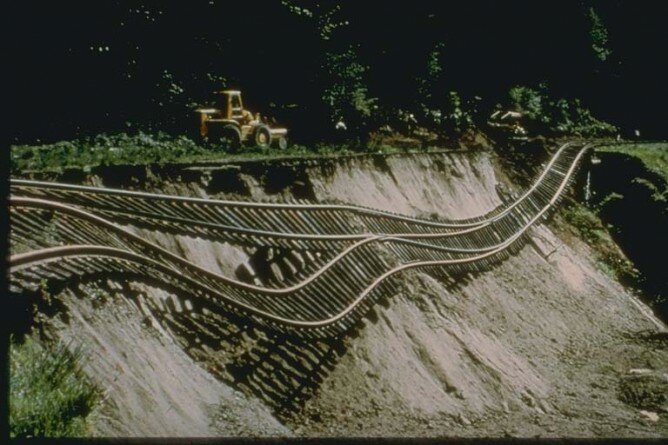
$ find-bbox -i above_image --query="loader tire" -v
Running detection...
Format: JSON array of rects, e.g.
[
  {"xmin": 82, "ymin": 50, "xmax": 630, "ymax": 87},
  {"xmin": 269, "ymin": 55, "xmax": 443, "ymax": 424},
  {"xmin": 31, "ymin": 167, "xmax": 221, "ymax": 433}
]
[
  {"xmin": 253, "ymin": 125, "xmax": 272, "ymax": 149},
  {"xmin": 277, "ymin": 136, "xmax": 288, "ymax": 150},
  {"xmin": 213, "ymin": 124, "xmax": 241, "ymax": 152}
]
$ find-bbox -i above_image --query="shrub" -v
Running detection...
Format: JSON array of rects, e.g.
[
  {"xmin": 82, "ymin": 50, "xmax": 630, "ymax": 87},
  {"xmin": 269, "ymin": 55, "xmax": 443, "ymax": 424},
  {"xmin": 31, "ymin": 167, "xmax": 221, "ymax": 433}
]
[
  {"xmin": 10, "ymin": 336, "xmax": 101, "ymax": 438},
  {"xmin": 560, "ymin": 202, "xmax": 638, "ymax": 284},
  {"xmin": 507, "ymin": 84, "xmax": 617, "ymax": 137},
  {"xmin": 413, "ymin": 43, "xmax": 476, "ymax": 138},
  {"xmin": 508, "ymin": 85, "xmax": 548, "ymax": 124},
  {"xmin": 11, "ymin": 132, "xmax": 211, "ymax": 172},
  {"xmin": 322, "ymin": 47, "xmax": 379, "ymax": 140}
]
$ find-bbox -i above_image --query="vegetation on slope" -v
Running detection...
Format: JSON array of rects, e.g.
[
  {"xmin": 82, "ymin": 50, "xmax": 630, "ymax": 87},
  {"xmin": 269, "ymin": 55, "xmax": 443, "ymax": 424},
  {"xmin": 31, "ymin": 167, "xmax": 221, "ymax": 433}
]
[
  {"xmin": 10, "ymin": 131, "xmax": 463, "ymax": 174},
  {"xmin": 596, "ymin": 143, "xmax": 668, "ymax": 186},
  {"xmin": 506, "ymin": 84, "xmax": 617, "ymax": 137},
  {"xmin": 11, "ymin": 132, "xmax": 214, "ymax": 173},
  {"xmin": 552, "ymin": 142, "xmax": 667, "ymax": 322},
  {"xmin": 584, "ymin": 144, "xmax": 668, "ymax": 319},
  {"xmin": 10, "ymin": 335, "xmax": 101, "ymax": 438},
  {"xmin": 558, "ymin": 202, "xmax": 639, "ymax": 285}
]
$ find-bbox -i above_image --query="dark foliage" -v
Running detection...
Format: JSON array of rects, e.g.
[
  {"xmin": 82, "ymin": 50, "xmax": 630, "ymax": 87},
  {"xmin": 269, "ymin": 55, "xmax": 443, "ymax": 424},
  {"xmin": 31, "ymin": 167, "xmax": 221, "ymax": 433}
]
[{"xmin": 7, "ymin": 1, "xmax": 668, "ymax": 144}]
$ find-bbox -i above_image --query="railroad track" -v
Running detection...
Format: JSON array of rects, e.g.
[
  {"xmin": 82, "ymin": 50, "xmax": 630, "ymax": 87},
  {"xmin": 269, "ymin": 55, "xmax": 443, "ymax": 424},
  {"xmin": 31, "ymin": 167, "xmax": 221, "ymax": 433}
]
[
  {"xmin": 10, "ymin": 141, "xmax": 583, "ymax": 242},
  {"xmin": 10, "ymin": 141, "xmax": 586, "ymax": 287},
  {"xmin": 9, "ymin": 141, "xmax": 593, "ymax": 337}
]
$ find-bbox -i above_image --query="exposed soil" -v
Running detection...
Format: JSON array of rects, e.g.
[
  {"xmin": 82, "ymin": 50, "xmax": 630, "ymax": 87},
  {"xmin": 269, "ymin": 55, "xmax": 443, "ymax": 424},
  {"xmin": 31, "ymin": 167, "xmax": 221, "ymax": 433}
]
[
  {"xmin": 38, "ymin": 281, "xmax": 289, "ymax": 437},
  {"xmin": 17, "ymin": 148, "xmax": 667, "ymax": 437},
  {"xmin": 289, "ymin": 228, "xmax": 667, "ymax": 437}
]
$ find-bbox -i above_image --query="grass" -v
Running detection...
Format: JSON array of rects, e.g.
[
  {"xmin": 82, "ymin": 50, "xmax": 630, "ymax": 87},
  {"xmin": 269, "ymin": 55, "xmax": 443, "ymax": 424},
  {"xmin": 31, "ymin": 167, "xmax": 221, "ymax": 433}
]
[
  {"xmin": 596, "ymin": 142, "xmax": 668, "ymax": 184},
  {"xmin": 10, "ymin": 131, "xmax": 455, "ymax": 174},
  {"xmin": 561, "ymin": 202, "xmax": 612, "ymax": 246},
  {"xmin": 11, "ymin": 132, "xmax": 217, "ymax": 173},
  {"xmin": 10, "ymin": 335, "xmax": 101, "ymax": 438},
  {"xmin": 559, "ymin": 201, "xmax": 638, "ymax": 283}
]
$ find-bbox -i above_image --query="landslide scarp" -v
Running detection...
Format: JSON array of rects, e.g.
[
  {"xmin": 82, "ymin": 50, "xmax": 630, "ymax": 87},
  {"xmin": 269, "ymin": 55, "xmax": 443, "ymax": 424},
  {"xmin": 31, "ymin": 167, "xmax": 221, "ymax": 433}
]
[{"xmin": 9, "ymin": 147, "xmax": 667, "ymax": 437}]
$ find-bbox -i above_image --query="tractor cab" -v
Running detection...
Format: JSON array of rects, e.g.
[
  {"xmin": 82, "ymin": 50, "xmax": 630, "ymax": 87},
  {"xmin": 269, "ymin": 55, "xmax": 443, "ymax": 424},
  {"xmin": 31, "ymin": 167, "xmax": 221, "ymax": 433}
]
[{"xmin": 216, "ymin": 90, "xmax": 248, "ymax": 121}]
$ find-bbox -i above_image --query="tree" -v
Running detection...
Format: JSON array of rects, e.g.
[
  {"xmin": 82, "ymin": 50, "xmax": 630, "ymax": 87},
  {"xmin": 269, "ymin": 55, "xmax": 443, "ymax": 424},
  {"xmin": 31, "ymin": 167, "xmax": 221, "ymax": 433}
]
[{"xmin": 587, "ymin": 6, "xmax": 612, "ymax": 63}]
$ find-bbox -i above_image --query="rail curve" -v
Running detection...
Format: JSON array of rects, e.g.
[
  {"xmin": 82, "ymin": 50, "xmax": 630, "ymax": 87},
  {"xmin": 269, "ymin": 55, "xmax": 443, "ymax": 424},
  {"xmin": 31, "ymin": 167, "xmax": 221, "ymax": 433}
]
[
  {"xmin": 10, "ymin": 142, "xmax": 592, "ymax": 337},
  {"xmin": 10, "ymin": 141, "xmax": 586, "ymax": 247}
]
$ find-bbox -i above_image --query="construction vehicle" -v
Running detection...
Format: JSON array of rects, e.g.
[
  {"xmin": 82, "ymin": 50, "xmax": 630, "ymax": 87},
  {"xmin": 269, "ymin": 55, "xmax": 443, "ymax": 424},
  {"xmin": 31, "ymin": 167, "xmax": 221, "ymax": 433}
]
[{"xmin": 195, "ymin": 90, "xmax": 288, "ymax": 150}]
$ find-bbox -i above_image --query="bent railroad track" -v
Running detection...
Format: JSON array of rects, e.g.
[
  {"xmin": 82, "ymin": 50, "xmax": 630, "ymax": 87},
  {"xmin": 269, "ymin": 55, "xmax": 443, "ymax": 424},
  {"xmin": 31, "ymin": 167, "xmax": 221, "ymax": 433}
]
[{"xmin": 9, "ymin": 141, "xmax": 593, "ymax": 337}]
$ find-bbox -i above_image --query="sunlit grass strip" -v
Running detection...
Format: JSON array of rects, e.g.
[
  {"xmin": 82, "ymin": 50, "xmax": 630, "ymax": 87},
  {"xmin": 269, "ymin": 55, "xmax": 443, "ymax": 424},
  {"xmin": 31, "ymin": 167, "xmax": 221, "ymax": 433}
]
[
  {"xmin": 10, "ymin": 131, "xmax": 455, "ymax": 174},
  {"xmin": 596, "ymin": 143, "xmax": 668, "ymax": 184}
]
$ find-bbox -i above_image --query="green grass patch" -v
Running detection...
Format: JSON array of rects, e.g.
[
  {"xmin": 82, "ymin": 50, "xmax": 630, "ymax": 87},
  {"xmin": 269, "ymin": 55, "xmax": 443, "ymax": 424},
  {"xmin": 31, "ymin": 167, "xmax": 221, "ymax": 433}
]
[
  {"xmin": 10, "ymin": 335, "xmax": 101, "ymax": 438},
  {"xmin": 10, "ymin": 132, "xmax": 458, "ymax": 174},
  {"xmin": 11, "ymin": 132, "xmax": 214, "ymax": 173},
  {"xmin": 562, "ymin": 202, "xmax": 612, "ymax": 246},
  {"xmin": 596, "ymin": 143, "xmax": 668, "ymax": 184}
]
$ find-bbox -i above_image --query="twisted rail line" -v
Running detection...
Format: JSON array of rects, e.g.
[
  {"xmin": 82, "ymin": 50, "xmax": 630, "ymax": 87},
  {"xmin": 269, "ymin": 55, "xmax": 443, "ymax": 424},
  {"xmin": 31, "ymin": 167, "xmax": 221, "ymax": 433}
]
[
  {"xmin": 9, "ymin": 141, "xmax": 592, "ymax": 337},
  {"xmin": 10, "ymin": 141, "xmax": 587, "ymax": 288},
  {"xmin": 10, "ymin": 141, "xmax": 583, "ymax": 243}
]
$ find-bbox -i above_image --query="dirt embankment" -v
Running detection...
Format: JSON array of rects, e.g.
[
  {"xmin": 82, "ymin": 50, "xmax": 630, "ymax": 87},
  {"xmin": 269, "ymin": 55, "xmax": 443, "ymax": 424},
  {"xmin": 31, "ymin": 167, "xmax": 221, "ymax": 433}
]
[{"xmin": 20, "ymin": 149, "xmax": 667, "ymax": 437}]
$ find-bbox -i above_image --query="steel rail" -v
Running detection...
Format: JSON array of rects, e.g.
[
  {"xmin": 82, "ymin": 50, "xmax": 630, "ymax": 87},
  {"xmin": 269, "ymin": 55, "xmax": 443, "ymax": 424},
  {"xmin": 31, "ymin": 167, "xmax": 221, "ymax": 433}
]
[
  {"xmin": 7, "ymin": 197, "xmax": 518, "ymax": 294},
  {"xmin": 9, "ymin": 144, "xmax": 591, "ymax": 333},
  {"xmin": 9, "ymin": 142, "xmax": 589, "ymax": 295},
  {"xmin": 7, "ymin": 140, "xmax": 586, "ymax": 278},
  {"xmin": 10, "ymin": 141, "xmax": 582, "ymax": 235},
  {"xmin": 10, "ymin": 138, "xmax": 586, "ymax": 295},
  {"xmin": 9, "ymin": 142, "xmax": 590, "ymax": 291}
]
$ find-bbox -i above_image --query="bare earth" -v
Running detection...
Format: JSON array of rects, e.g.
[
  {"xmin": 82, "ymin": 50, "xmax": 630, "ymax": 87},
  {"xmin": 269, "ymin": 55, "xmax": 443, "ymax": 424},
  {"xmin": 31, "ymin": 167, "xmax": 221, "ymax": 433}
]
[{"xmin": 28, "ymin": 150, "xmax": 667, "ymax": 437}]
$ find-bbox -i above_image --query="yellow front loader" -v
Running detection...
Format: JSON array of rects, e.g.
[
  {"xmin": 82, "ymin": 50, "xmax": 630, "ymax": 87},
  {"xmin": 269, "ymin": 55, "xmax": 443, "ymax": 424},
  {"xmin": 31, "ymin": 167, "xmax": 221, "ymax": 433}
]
[{"xmin": 196, "ymin": 90, "xmax": 288, "ymax": 150}]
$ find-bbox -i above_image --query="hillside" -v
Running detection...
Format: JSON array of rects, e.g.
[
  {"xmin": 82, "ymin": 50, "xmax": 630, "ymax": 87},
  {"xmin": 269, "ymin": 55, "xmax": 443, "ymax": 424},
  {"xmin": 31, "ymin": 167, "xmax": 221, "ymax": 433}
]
[
  {"xmin": 8, "ymin": 1, "xmax": 668, "ymax": 439},
  {"xmin": 9, "ymin": 145, "xmax": 667, "ymax": 437}
]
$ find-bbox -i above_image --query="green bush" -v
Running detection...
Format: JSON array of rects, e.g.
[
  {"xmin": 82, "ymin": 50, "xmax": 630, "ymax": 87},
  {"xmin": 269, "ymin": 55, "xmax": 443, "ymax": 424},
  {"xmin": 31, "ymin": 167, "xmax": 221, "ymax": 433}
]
[
  {"xmin": 10, "ymin": 336, "xmax": 101, "ymax": 438},
  {"xmin": 508, "ymin": 85, "xmax": 548, "ymax": 124},
  {"xmin": 560, "ymin": 202, "xmax": 638, "ymax": 283},
  {"xmin": 507, "ymin": 84, "xmax": 617, "ymax": 137},
  {"xmin": 322, "ymin": 47, "xmax": 379, "ymax": 138},
  {"xmin": 11, "ymin": 131, "xmax": 212, "ymax": 173},
  {"xmin": 587, "ymin": 6, "xmax": 612, "ymax": 63},
  {"xmin": 413, "ymin": 43, "xmax": 476, "ymax": 138},
  {"xmin": 561, "ymin": 202, "xmax": 610, "ymax": 245},
  {"xmin": 442, "ymin": 91, "xmax": 474, "ymax": 135}
]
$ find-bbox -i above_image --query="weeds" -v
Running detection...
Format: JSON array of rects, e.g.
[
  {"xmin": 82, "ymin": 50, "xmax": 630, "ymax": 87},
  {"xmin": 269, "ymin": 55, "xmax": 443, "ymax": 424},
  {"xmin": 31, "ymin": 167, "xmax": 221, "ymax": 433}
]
[
  {"xmin": 11, "ymin": 132, "xmax": 211, "ymax": 173},
  {"xmin": 506, "ymin": 84, "xmax": 617, "ymax": 137},
  {"xmin": 596, "ymin": 143, "xmax": 668, "ymax": 185},
  {"xmin": 10, "ymin": 131, "xmax": 461, "ymax": 174},
  {"xmin": 559, "ymin": 202, "xmax": 638, "ymax": 283},
  {"xmin": 10, "ymin": 335, "xmax": 101, "ymax": 438}
]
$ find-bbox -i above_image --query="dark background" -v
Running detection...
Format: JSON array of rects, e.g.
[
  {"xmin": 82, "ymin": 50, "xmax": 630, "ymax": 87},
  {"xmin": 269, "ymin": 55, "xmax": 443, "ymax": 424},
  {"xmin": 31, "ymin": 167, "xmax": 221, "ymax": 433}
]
[{"xmin": 7, "ymin": 0, "xmax": 668, "ymax": 143}]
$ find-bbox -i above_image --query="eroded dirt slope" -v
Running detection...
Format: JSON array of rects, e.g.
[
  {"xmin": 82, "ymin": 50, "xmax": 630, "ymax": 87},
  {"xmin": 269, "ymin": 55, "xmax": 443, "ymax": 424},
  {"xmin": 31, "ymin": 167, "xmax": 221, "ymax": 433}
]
[
  {"xmin": 22, "ymin": 149, "xmax": 667, "ymax": 437},
  {"xmin": 40, "ymin": 281, "xmax": 289, "ymax": 437}
]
